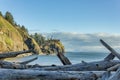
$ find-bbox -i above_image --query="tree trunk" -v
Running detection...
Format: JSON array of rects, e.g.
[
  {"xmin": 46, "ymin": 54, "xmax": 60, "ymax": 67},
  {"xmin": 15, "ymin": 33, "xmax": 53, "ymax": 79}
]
[
  {"xmin": 0, "ymin": 61, "xmax": 28, "ymax": 69},
  {"xmin": 104, "ymin": 53, "xmax": 115, "ymax": 61},
  {"xmin": 32, "ymin": 60, "xmax": 120, "ymax": 71},
  {"xmin": 0, "ymin": 69, "xmax": 99, "ymax": 80},
  {"xmin": 100, "ymin": 39, "xmax": 120, "ymax": 59},
  {"xmin": 0, "ymin": 50, "xmax": 32, "ymax": 59},
  {"xmin": 107, "ymin": 64, "xmax": 120, "ymax": 71},
  {"xmin": 0, "ymin": 60, "xmax": 120, "ymax": 71},
  {"xmin": 101, "ymin": 71, "xmax": 111, "ymax": 80},
  {"xmin": 18, "ymin": 56, "xmax": 38, "ymax": 64},
  {"xmin": 57, "ymin": 52, "xmax": 71, "ymax": 65},
  {"xmin": 108, "ymin": 67, "xmax": 120, "ymax": 80}
]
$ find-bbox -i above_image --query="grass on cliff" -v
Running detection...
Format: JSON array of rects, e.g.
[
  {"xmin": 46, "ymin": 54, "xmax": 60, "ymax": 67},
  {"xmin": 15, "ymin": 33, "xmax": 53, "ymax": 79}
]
[{"xmin": 0, "ymin": 16, "xmax": 23, "ymax": 51}]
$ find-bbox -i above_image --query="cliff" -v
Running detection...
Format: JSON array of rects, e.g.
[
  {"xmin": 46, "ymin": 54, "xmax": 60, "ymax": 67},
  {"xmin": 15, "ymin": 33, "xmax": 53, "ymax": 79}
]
[
  {"xmin": 41, "ymin": 39, "xmax": 65, "ymax": 54},
  {"xmin": 0, "ymin": 14, "xmax": 65, "ymax": 55},
  {"xmin": 0, "ymin": 16, "xmax": 41, "ymax": 54}
]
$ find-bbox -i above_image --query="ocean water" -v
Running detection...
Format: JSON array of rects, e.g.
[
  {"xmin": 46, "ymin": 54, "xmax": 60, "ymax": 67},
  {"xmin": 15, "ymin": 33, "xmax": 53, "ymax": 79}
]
[{"xmin": 7, "ymin": 52, "xmax": 112, "ymax": 65}]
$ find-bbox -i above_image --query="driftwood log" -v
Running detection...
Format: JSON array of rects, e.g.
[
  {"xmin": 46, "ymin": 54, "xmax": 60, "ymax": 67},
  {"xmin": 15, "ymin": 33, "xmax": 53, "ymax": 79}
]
[
  {"xmin": 0, "ymin": 50, "xmax": 33, "ymax": 59},
  {"xmin": 56, "ymin": 47, "xmax": 71, "ymax": 65},
  {"xmin": 101, "ymin": 71, "xmax": 111, "ymax": 80},
  {"xmin": 104, "ymin": 53, "xmax": 115, "ymax": 61},
  {"xmin": 17, "ymin": 56, "xmax": 38, "ymax": 65},
  {"xmin": 107, "ymin": 64, "xmax": 120, "ymax": 71},
  {"xmin": 0, "ymin": 39, "xmax": 120, "ymax": 71},
  {"xmin": 0, "ymin": 39, "xmax": 120, "ymax": 80},
  {"xmin": 0, "ymin": 69, "xmax": 104, "ymax": 80},
  {"xmin": 0, "ymin": 56, "xmax": 38, "ymax": 69},
  {"xmin": 0, "ymin": 69, "xmax": 117, "ymax": 80},
  {"xmin": 0, "ymin": 60, "xmax": 28, "ymax": 69},
  {"xmin": 108, "ymin": 67, "xmax": 120, "ymax": 80},
  {"xmin": 35, "ymin": 60, "xmax": 120, "ymax": 71},
  {"xmin": 0, "ymin": 59, "xmax": 120, "ymax": 71},
  {"xmin": 101, "ymin": 67, "xmax": 120, "ymax": 80},
  {"xmin": 57, "ymin": 52, "xmax": 71, "ymax": 65},
  {"xmin": 100, "ymin": 39, "xmax": 120, "ymax": 60},
  {"xmin": 0, "ymin": 58, "xmax": 119, "ymax": 71}
]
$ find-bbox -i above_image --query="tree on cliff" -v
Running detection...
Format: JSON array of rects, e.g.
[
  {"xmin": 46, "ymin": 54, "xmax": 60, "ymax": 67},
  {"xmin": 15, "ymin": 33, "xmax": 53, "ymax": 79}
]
[
  {"xmin": 5, "ymin": 11, "xmax": 15, "ymax": 25},
  {"xmin": 0, "ymin": 11, "xmax": 3, "ymax": 17},
  {"xmin": 21, "ymin": 25, "xmax": 28, "ymax": 33},
  {"xmin": 30, "ymin": 33, "xmax": 45, "ymax": 46}
]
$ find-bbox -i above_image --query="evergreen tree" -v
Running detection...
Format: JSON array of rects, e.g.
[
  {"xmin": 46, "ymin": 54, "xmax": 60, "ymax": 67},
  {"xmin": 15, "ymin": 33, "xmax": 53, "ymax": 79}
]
[
  {"xmin": 0, "ymin": 11, "xmax": 3, "ymax": 17},
  {"xmin": 31, "ymin": 33, "xmax": 45, "ymax": 46},
  {"xmin": 17, "ymin": 24, "xmax": 21, "ymax": 27},
  {"xmin": 5, "ymin": 11, "xmax": 14, "ymax": 25},
  {"xmin": 21, "ymin": 25, "xmax": 28, "ymax": 33},
  {"xmin": 14, "ymin": 22, "xmax": 17, "ymax": 26}
]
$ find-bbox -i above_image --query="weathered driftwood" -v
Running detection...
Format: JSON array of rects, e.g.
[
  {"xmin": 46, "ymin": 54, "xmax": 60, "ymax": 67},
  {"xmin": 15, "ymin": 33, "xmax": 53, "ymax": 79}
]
[
  {"xmin": 56, "ymin": 47, "xmax": 71, "ymax": 65},
  {"xmin": 107, "ymin": 64, "xmax": 120, "ymax": 71},
  {"xmin": 101, "ymin": 71, "xmax": 111, "ymax": 80},
  {"xmin": 100, "ymin": 39, "xmax": 120, "ymax": 59},
  {"xmin": 0, "ymin": 50, "xmax": 32, "ymax": 59},
  {"xmin": 101, "ymin": 67, "xmax": 120, "ymax": 80},
  {"xmin": 0, "ymin": 61, "xmax": 28, "ymax": 69},
  {"xmin": 0, "ymin": 69, "xmax": 101, "ymax": 80},
  {"xmin": 107, "ymin": 67, "xmax": 120, "ymax": 80},
  {"xmin": 18, "ymin": 56, "xmax": 38, "ymax": 65},
  {"xmin": 57, "ymin": 52, "xmax": 71, "ymax": 65},
  {"xmin": 0, "ymin": 69, "xmax": 117, "ymax": 80},
  {"xmin": 33, "ymin": 60, "xmax": 120, "ymax": 71},
  {"xmin": 0, "ymin": 59, "xmax": 120, "ymax": 71},
  {"xmin": 104, "ymin": 53, "xmax": 115, "ymax": 61},
  {"xmin": 0, "ymin": 39, "xmax": 120, "ymax": 80}
]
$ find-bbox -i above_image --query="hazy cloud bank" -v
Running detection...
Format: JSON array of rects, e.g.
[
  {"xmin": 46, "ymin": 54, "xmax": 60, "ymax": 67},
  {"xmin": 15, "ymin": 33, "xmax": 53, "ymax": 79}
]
[{"xmin": 44, "ymin": 32, "xmax": 120, "ymax": 52}]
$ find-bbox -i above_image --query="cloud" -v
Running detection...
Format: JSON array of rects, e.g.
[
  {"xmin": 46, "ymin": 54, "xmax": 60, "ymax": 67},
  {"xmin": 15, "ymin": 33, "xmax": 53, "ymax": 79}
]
[{"xmin": 44, "ymin": 32, "xmax": 120, "ymax": 52}]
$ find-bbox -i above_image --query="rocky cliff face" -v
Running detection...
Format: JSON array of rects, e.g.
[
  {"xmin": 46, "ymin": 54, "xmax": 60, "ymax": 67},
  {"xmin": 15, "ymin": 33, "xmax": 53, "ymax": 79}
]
[
  {"xmin": 0, "ymin": 15, "xmax": 64, "ymax": 54},
  {"xmin": 0, "ymin": 16, "xmax": 41, "ymax": 54}
]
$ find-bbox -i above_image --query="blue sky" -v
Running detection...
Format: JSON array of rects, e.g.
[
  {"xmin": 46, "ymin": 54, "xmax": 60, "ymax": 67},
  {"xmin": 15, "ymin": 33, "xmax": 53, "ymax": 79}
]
[
  {"xmin": 0, "ymin": 0, "xmax": 120, "ymax": 33},
  {"xmin": 0, "ymin": 0, "xmax": 120, "ymax": 52},
  {"xmin": 46, "ymin": 32, "xmax": 120, "ymax": 52}
]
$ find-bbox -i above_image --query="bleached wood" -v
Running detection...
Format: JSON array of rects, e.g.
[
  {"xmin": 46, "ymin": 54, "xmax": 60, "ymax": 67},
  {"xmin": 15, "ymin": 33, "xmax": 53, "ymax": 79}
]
[
  {"xmin": 100, "ymin": 39, "xmax": 120, "ymax": 59},
  {"xmin": 57, "ymin": 52, "xmax": 71, "ymax": 65},
  {"xmin": 104, "ymin": 53, "xmax": 115, "ymax": 61},
  {"xmin": 18, "ymin": 56, "xmax": 38, "ymax": 64},
  {"xmin": 0, "ymin": 69, "xmax": 98, "ymax": 80},
  {"xmin": 0, "ymin": 50, "xmax": 32, "ymax": 59},
  {"xmin": 108, "ymin": 67, "xmax": 120, "ymax": 80},
  {"xmin": 107, "ymin": 64, "xmax": 120, "ymax": 71},
  {"xmin": 33, "ymin": 60, "xmax": 120, "ymax": 71}
]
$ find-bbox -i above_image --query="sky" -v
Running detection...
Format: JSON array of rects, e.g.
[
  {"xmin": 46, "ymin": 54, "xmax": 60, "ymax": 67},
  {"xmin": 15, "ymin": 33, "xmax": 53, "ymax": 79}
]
[
  {"xmin": 45, "ymin": 32, "xmax": 120, "ymax": 52},
  {"xmin": 0, "ymin": 0, "xmax": 120, "ymax": 52},
  {"xmin": 0, "ymin": 0, "xmax": 120, "ymax": 33}
]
